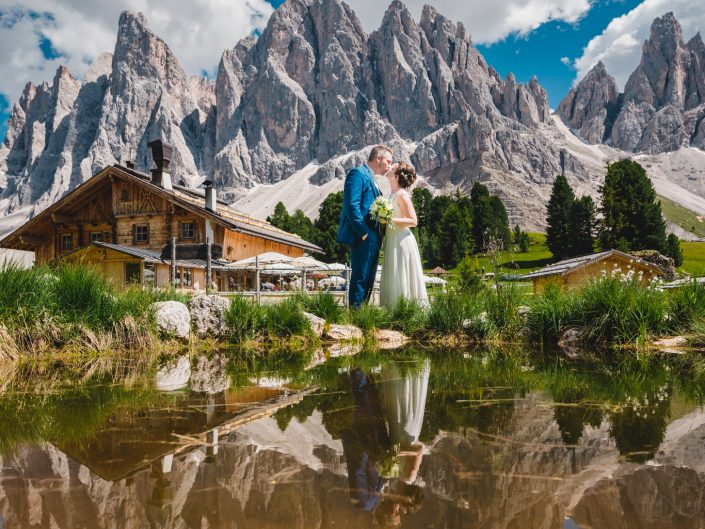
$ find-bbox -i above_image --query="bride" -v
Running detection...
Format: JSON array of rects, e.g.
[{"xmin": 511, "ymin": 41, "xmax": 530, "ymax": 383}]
[{"xmin": 379, "ymin": 163, "xmax": 429, "ymax": 308}]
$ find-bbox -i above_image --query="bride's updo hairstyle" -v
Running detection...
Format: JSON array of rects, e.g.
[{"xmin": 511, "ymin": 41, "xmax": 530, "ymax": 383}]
[{"xmin": 395, "ymin": 162, "xmax": 417, "ymax": 189}]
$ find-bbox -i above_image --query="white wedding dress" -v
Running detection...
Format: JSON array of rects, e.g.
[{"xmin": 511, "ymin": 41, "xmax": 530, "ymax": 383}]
[{"xmin": 379, "ymin": 189, "xmax": 429, "ymax": 308}]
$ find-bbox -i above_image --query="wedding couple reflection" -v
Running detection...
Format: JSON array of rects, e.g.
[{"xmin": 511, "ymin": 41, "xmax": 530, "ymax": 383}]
[{"xmin": 341, "ymin": 358, "xmax": 430, "ymax": 526}]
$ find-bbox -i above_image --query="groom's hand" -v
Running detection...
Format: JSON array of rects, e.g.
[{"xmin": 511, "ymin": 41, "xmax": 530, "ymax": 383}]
[{"xmin": 361, "ymin": 234, "xmax": 368, "ymax": 241}]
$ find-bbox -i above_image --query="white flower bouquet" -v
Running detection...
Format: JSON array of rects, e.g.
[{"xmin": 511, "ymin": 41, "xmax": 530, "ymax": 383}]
[{"xmin": 369, "ymin": 196, "xmax": 394, "ymax": 223}]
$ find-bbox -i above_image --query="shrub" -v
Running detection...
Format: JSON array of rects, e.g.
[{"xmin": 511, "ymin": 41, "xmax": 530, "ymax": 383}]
[
  {"xmin": 262, "ymin": 297, "xmax": 313, "ymax": 338},
  {"xmin": 666, "ymin": 280, "xmax": 705, "ymax": 332},
  {"xmin": 50, "ymin": 265, "xmax": 117, "ymax": 329},
  {"xmin": 526, "ymin": 283, "xmax": 579, "ymax": 343},
  {"xmin": 483, "ymin": 283, "xmax": 523, "ymax": 339},
  {"xmin": 225, "ymin": 296, "xmax": 266, "ymax": 342},
  {"xmin": 295, "ymin": 291, "xmax": 344, "ymax": 324},
  {"xmin": 577, "ymin": 276, "xmax": 666, "ymax": 346},
  {"xmin": 387, "ymin": 297, "xmax": 428, "ymax": 336},
  {"xmin": 347, "ymin": 304, "xmax": 390, "ymax": 332},
  {"xmin": 0, "ymin": 262, "xmax": 50, "ymax": 325},
  {"xmin": 426, "ymin": 290, "xmax": 481, "ymax": 335}
]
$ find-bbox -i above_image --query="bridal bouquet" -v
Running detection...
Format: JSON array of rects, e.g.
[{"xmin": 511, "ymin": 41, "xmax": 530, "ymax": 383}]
[{"xmin": 369, "ymin": 196, "xmax": 394, "ymax": 223}]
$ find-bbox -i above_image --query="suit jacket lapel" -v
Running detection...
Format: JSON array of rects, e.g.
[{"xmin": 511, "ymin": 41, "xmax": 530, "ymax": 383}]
[{"xmin": 364, "ymin": 165, "xmax": 380, "ymax": 197}]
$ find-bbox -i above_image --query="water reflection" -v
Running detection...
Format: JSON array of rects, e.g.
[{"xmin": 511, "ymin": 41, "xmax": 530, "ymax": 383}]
[{"xmin": 1, "ymin": 350, "xmax": 705, "ymax": 528}]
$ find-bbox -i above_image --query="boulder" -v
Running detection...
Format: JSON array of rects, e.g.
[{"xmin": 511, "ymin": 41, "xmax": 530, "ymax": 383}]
[
  {"xmin": 152, "ymin": 301, "xmax": 191, "ymax": 340},
  {"xmin": 188, "ymin": 295, "xmax": 230, "ymax": 338},
  {"xmin": 630, "ymin": 250, "xmax": 677, "ymax": 281},
  {"xmin": 373, "ymin": 329, "xmax": 409, "ymax": 349},
  {"xmin": 302, "ymin": 311, "xmax": 325, "ymax": 337},
  {"xmin": 325, "ymin": 323, "xmax": 363, "ymax": 341}
]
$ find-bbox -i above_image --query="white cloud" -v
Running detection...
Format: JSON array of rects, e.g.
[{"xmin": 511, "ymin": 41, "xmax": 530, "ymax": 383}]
[
  {"xmin": 0, "ymin": 0, "xmax": 274, "ymax": 104},
  {"xmin": 573, "ymin": 0, "xmax": 705, "ymax": 88},
  {"xmin": 345, "ymin": 0, "xmax": 593, "ymax": 43},
  {"xmin": 561, "ymin": 56, "xmax": 571, "ymax": 65}
]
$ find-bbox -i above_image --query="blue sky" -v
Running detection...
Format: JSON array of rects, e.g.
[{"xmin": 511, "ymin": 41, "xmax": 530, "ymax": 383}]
[
  {"xmin": 0, "ymin": 0, "xmax": 689, "ymax": 142},
  {"xmin": 477, "ymin": 0, "xmax": 643, "ymax": 109}
]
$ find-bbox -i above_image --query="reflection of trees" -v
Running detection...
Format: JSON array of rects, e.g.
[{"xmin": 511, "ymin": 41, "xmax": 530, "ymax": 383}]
[
  {"xmin": 550, "ymin": 382, "xmax": 604, "ymax": 445},
  {"xmin": 554, "ymin": 404, "xmax": 603, "ymax": 445},
  {"xmin": 609, "ymin": 388, "xmax": 671, "ymax": 463}
]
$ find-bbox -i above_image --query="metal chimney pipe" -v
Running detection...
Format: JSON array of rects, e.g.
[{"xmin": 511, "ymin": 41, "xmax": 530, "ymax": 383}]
[
  {"xmin": 203, "ymin": 179, "xmax": 216, "ymax": 213},
  {"xmin": 147, "ymin": 139, "xmax": 173, "ymax": 191}
]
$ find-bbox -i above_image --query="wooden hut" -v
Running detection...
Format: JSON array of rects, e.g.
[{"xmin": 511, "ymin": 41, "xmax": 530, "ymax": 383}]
[
  {"xmin": 523, "ymin": 249, "xmax": 664, "ymax": 294},
  {"xmin": 0, "ymin": 141, "xmax": 321, "ymax": 290}
]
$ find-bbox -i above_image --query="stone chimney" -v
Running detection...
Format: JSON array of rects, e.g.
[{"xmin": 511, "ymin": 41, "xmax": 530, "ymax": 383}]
[
  {"xmin": 203, "ymin": 179, "xmax": 216, "ymax": 213},
  {"xmin": 148, "ymin": 139, "xmax": 173, "ymax": 190}
]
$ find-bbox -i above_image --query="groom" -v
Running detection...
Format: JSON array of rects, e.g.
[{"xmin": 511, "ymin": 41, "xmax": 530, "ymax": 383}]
[{"xmin": 338, "ymin": 145, "xmax": 393, "ymax": 308}]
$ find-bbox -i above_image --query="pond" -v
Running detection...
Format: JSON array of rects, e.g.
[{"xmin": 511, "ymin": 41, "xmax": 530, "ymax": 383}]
[{"xmin": 1, "ymin": 347, "xmax": 705, "ymax": 529}]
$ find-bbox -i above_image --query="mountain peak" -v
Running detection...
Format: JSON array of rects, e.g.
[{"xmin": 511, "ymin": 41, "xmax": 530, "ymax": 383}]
[{"xmin": 557, "ymin": 57, "xmax": 619, "ymax": 144}]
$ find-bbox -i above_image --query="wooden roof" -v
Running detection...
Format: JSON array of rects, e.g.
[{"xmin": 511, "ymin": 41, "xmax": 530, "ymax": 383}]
[
  {"xmin": 0, "ymin": 164, "xmax": 322, "ymax": 254},
  {"xmin": 64, "ymin": 242, "xmax": 232, "ymax": 269},
  {"xmin": 522, "ymin": 249, "xmax": 664, "ymax": 280}
]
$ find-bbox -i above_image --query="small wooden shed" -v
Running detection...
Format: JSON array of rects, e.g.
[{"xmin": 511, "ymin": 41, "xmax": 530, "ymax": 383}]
[{"xmin": 523, "ymin": 249, "xmax": 664, "ymax": 294}]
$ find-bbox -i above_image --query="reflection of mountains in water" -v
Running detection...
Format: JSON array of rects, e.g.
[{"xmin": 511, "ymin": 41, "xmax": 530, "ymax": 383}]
[{"xmin": 3, "ymin": 380, "xmax": 705, "ymax": 528}]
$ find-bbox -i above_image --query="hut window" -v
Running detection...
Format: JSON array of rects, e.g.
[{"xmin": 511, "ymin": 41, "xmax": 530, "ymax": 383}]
[
  {"xmin": 90, "ymin": 232, "xmax": 103, "ymax": 243},
  {"xmin": 60, "ymin": 233, "xmax": 73, "ymax": 250},
  {"xmin": 143, "ymin": 262, "xmax": 156, "ymax": 287},
  {"xmin": 133, "ymin": 224, "xmax": 149, "ymax": 244},
  {"xmin": 181, "ymin": 221, "xmax": 195, "ymax": 240},
  {"xmin": 180, "ymin": 267, "xmax": 192, "ymax": 287},
  {"xmin": 125, "ymin": 262, "xmax": 141, "ymax": 284},
  {"xmin": 121, "ymin": 190, "xmax": 130, "ymax": 202}
]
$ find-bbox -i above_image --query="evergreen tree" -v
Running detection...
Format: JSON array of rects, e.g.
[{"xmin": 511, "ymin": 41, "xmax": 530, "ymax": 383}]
[
  {"xmin": 470, "ymin": 182, "xmax": 492, "ymax": 252},
  {"xmin": 488, "ymin": 195, "xmax": 511, "ymax": 250},
  {"xmin": 288, "ymin": 209, "xmax": 315, "ymax": 241},
  {"xmin": 570, "ymin": 196, "xmax": 596, "ymax": 256},
  {"xmin": 438, "ymin": 201, "xmax": 473, "ymax": 266},
  {"xmin": 513, "ymin": 225, "xmax": 530, "ymax": 253},
  {"xmin": 546, "ymin": 174, "xmax": 575, "ymax": 260},
  {"xmin": 412, "ymin": 187, "xmax": 433, "ymax": 230},
  {"xmin": 313, "ymin": 192, "xmax": 348, "ymax": 263},
  {"xmin": 599, "ymin": 160, "xmax": 667, "ymax": 252},
  {"xmin": 513, "ymin": 225, "xmax": 522, "ymax": 245},
  {"xmin": 519, "ymin": 232, "xmax": 530, "ymax": 253},
  {"xmin": 267, "ymin": 202, "xmax": 291, "ymax": 231},
  {"xmin": 665, "ymin": 233, "xmax": 683, "ymax": 267}
]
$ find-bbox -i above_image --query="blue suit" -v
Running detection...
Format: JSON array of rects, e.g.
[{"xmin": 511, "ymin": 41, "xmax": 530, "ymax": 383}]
[{"xmin": 338, "ymin": 164, "xmax": 382, "ymax": 307}]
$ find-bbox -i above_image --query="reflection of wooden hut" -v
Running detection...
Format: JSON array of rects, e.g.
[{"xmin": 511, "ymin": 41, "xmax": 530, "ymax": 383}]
[
  {"xmin": 523, "ymin": 250, "xmax": 664, "ymax": 294},
  {"xmin": 56, "ymin": 385, "xmax": 305, "ymax": 482},
  {"xmin": 0, "ymin": 140, "xmax": 321, "ymax": 290}
]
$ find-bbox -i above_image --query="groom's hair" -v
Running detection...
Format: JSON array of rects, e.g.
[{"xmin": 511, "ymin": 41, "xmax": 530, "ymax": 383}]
[{"xmin": 368, "ymin": 145, "xmax": 393, "ymax": 162}]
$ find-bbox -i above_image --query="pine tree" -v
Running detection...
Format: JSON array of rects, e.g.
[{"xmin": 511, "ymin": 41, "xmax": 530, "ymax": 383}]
[
  {"xmin": 470, "ymin": 182, "xmax": 492, "ymax": 252},
  {"xmin": 288, "ymin": 209, "xmax": 315, "ymax": 241},
  {"xmin": 313, "ymin": 192, "xmax": 348, "ymax": 263},
  {"xmin": 267, "ymin": 202, "xmax": 291, "ymax": 231},
  {"xmin": 570, "ymin": 196, "xmax": 596, "ymax": 256},
  {"xmin": 546, "ymin": 174, "xmax": 575, "ymax": 260},
  {"xmin": 412, "ymin": 187, "xmax": 433, "ymax": 230},
  {"xmin": 599, "ymin": 160, "xmax": 667, "ymax": 252},
  {"xmin": 488, "ymin": 195, "xmax": 511, "ymax": 250},
  {"xmin": 665, "ymin": 233, "xmax": 683, "ymax": 267}
]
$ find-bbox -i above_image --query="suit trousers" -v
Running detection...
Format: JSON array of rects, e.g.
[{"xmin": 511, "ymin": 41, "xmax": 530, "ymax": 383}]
[{"xmin": 348, "ymin": 228, "xmax": 382, "ymax": 308}]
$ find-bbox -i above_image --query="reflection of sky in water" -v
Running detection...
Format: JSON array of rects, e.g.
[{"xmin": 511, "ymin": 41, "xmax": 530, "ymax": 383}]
[{"xmin": 0, "ymin": 351, "xmax": 704, "ymax": 528}]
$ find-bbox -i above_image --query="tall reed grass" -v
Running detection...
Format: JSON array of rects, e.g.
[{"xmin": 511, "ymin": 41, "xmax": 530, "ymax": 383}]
[{"xmin": 0, "ymin": 262, "xmax": 185, "ymax": 356}]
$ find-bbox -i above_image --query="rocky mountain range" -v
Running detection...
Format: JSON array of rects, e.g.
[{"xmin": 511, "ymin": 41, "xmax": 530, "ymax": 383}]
[
  {"xmin": 1, "ymin": 1, "xmax": 704, "ymax": 237},
  {"xmin": 558, "ymin": 12, "xmax": 705, "ymax": 154}
]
